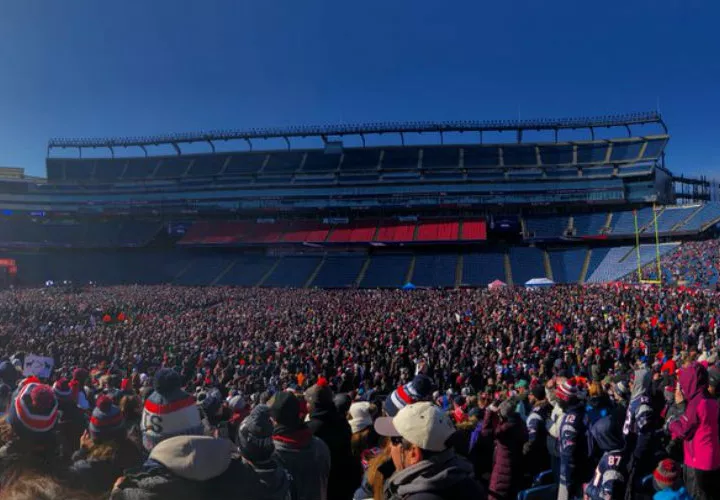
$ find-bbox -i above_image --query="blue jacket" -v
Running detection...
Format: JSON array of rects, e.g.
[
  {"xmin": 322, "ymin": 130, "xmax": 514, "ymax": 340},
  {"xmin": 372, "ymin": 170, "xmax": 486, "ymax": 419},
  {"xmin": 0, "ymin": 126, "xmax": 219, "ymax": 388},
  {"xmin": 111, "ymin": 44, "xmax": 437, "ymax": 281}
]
[
  {"xmin": 654, "ymin": 486, "xmax": 692, "ymax": 500},
  {"xmin": 623, "ymin": 369, "xmax": 654, "ymax": 462},
  {"xmin": 558, "ymin": 403, "xmax": 589, "ymax": 496},
  {"xmin": 583, "ymin": 451, "xmax": 626, "ymax": 500}
]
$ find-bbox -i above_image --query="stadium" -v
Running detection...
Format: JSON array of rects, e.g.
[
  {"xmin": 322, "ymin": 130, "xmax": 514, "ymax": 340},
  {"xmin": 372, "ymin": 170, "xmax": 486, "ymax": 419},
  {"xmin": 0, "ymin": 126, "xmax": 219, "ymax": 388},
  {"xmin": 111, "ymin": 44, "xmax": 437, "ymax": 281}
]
[{"xmin": 0, "ymin": 111, "xmax": 715, "ymax": 289}]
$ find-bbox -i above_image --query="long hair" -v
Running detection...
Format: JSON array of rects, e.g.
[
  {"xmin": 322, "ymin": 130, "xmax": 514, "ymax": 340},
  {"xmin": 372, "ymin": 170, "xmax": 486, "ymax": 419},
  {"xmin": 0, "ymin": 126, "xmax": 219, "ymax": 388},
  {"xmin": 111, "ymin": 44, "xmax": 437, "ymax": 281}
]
[
  {"xmin": 365, "ymin": 446, "xmax": 391, "ymax": 500},
  {"xmin": 80, "ymin": 433, "xmax": 142, "ymax": 469},
  {"xmin": 0, "ymin": 472, "xmax": 98, "ymax": 500},
  {"xmin": 351, "ymin": 427, "xmax": 379, "ymax": 459}
]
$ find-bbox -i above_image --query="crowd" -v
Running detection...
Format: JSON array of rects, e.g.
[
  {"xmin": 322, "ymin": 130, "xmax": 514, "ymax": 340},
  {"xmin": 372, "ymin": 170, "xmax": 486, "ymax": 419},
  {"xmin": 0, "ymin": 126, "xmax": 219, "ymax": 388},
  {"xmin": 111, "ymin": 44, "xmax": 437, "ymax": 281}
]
[
  {"xmin": 0, "ymin": 284, "xmax": 717, "ymax": 499},
  {"xmin": 627, "ymin": 239, "xmax": 720, "ymax": 287}
]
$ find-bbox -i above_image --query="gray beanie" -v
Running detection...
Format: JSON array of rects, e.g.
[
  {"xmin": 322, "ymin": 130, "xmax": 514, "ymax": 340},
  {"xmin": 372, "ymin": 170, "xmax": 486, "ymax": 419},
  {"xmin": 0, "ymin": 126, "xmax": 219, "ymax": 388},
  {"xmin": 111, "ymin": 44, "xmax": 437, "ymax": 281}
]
[{"xmin": 237, "ymin": 405, "xmax": 275, "ymax": 463}]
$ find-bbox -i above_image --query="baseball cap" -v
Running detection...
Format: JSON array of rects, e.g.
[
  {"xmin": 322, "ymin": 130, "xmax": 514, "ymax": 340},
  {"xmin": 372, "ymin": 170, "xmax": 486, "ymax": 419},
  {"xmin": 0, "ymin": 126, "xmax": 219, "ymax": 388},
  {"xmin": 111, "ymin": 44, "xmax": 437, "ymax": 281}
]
[{"xmin": 374, "ymin": 402, "xmax": 455, "ymax": 452}]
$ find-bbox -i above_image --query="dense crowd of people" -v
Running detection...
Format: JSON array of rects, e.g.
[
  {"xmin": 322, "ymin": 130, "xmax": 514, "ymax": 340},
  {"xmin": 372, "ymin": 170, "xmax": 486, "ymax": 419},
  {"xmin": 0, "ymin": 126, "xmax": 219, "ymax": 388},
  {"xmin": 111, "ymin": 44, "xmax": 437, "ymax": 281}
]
[
  {"xmin": 0, "ymin": 284, "xmax": 717, "ymax": 499},
  {"xmin": 628, "ymin": 239, "xmax": 720, "ymax": 287}
]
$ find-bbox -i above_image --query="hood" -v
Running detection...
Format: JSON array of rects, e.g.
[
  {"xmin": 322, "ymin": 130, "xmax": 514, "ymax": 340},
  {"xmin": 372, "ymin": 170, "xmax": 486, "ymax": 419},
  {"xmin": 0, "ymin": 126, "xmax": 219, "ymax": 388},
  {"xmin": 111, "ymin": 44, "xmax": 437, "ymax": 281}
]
[
  {"xmin": 631, "ymin": 368, "xmax": 651, "ymax": 400},
  {"xmin": 679, "ymin": 363, "xmax": 708, "ymax": 402},
  {"xmin": 386, "ymin": 449, "xmax": 473, "ymax": 498},
  {"xmin": 149, "ymin": 435, "xmax": 233, "ymax": 481},
  {"xmin": 590, "ymin": 415, "xmax": 624, "ymax": 452},
  {"xmin": 243, "ymin": 462, "xmax": 292, "ymax": 499}
]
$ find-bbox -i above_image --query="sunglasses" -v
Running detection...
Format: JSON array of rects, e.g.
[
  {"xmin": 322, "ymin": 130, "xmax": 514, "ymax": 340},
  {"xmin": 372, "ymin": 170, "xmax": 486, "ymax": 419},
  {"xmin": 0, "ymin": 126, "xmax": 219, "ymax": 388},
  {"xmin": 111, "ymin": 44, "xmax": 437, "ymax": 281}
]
[{"xmin": 390, "ymin": 436, "xmax": 404, "ymax": 446}]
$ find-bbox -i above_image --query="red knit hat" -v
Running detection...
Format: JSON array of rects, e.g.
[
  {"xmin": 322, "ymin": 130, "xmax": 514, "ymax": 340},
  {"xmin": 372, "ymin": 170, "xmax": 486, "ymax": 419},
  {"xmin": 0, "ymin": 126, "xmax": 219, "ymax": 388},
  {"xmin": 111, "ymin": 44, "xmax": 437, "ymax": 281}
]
[
  {"xmin": 653, "ymin": 459, "xmax": 680, "ymax": 491},
  {"xmin": 555, "ymin": 378, "xmax": 578, "ymax": 402}
]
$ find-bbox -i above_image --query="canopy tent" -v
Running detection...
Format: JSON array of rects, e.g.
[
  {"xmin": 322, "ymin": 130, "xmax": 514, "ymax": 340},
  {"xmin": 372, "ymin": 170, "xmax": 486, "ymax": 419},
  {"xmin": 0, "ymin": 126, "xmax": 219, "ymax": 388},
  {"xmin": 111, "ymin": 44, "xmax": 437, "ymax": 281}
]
[
  {"xmin": 524, "ymin": 277, "xmax": 555, "ymax": 288},
  {"xmin": 488, "ymin": 279, "xmax": 507, "ymax": 290},
  {"xmin": 402, "ymin": 282, "xmax": 416, "ymax": 290}
]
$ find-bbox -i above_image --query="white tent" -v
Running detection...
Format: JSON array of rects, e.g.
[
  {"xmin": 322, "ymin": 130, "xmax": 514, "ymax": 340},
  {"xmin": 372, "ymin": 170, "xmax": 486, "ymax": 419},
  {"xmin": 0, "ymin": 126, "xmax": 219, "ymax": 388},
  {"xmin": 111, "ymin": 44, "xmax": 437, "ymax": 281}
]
[{"xmin": 524, "ymin": 277, "xmax": 555, "ymax": 288}]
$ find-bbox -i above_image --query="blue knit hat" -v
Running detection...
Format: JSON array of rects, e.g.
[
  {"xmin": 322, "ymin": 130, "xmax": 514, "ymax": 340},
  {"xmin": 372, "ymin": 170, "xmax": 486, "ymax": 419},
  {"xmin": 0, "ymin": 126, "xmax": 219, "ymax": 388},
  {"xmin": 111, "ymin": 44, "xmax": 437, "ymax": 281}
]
[
  {"xmin": 384, "ymin": 375, "xmax": 433, "ymax": 417},
  {"xmin": 141, "ymin": 368, "xmax": 203, "ymax": 451},
  {"xmin": 89, "ymin": 395, "xmax": 125, "ymax": 441}
]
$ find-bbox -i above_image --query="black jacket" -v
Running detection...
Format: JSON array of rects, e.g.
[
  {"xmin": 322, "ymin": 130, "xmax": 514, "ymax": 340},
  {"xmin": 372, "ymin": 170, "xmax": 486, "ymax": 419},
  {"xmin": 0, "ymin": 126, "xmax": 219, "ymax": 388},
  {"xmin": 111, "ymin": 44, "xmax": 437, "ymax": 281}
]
[{"xmin": 307, "ymin": 405, "xmax": 362, "ymax": 500}]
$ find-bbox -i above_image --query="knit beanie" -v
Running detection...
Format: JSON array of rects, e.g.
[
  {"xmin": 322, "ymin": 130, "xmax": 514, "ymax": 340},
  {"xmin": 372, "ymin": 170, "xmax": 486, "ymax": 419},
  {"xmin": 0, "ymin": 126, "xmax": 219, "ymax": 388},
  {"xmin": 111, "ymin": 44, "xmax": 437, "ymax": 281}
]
[
  {"xmin": 653, "ymin": 459, "xmax": 680, "ymax": 491},
  {"xmin": 349, "ymin": 402, "xmax": 374, "ymax": 434},
  {"xmin": 531, "ymin": 385, "xmax": 546, "ymax": 401},
  {"xmin": 555, "ymin": 378, "xmax": 579, "ymax": 403},
  {"xmin": 384, "ymin": 374, "xmax": 433, "ymax": 417},
  {"xmin": 53, "ymin": 378, "xmax": 74, "ymax": 403},
  {"xmin": 89, "ymin": 395, "xmax": 126, "ymax": 441},
  {"xmin": 141, "ymin": 368, "xmax": 203, "ymax": 452},
  {"xmin": 237, "ymin": 405, "xmax": 275, "ymax": 463},
  {"xmin": 7, "ymin": 382, "xmax": 58, "ymax": 440}
]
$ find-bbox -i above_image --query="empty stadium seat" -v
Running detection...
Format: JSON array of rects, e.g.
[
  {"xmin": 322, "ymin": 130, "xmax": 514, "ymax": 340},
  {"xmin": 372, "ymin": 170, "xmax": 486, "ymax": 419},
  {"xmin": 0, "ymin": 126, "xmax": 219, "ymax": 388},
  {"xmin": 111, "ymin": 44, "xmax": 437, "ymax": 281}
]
[
  {"xmin": 421, "ymin": 147, "xmax": 460, "ymax": 169},
  {"xmin": 375, "ymin": 223, "xmax": 416, "ymax": 243},
  {"xmin": 549, "ymin": 249, "xmax": 586, "ymax": 283},
  {"xmin": 462, "ymin": 253, "xmax": 505, "ymax": 285},
  {"xmin": 186, "ymin": 155, "xmax": 227, "ymax": 177},
  {"xmin": 302, "ymin": 151, "xmax": 341, "ymax": 172},
  {"xmin": 573, "ymin": 213, "xmax": 607, "ymax": 236},
  {"xmin": 679, "ymin": 203, "xmax": 720, "ymax": 231},
  {"xmin": 263, "ymin": 256, "xmax": 321, "ymax": 287},
  {"xmin": 525, "ymin": 216, "xmax": 568, "ymax": 238},
  {"xmin": 415, "ymin": 221, "xmax": 459, "ymax": 241},
  {"xmin": 215, "ymin": 255, "xmax": 278, "ymax": 286},
  {"xmin": 611, "ymin": 208, "xmax": 654, "ymax": 235},
  {"xmin": 381, "ymin": 148, "xmax": 420, "ymax": 170},
  {"xmin": 223, "ymin": 153, "xmax": 267, "ymax": 175},
  {"xmin": 311, "ymin": 255, "xmax": 365, "ymax": 287},
  {"xmin": 154, "ymin": 158, "xmax": 192, "ymax": 178},
  {"xmin": 412, "ymin": 254, "xmax": 457, "ymax": 287},
  {"xmin": 509, "ymin": 247, "xmax": 546, "ymax": 285},
  {"xmin": 341, "ymin": 149, "xmax": 380, "ymax": 171},
  {"xmin": 176, "ymin": 256, "xmax": 233, "ymax": 285},
  {"xmin": 460, "ymin": 220, "xmax": 487, "ymax": 240},
  {"xmin": 360, "ymin": 255, "xmax": 412, "ymax": 288}
]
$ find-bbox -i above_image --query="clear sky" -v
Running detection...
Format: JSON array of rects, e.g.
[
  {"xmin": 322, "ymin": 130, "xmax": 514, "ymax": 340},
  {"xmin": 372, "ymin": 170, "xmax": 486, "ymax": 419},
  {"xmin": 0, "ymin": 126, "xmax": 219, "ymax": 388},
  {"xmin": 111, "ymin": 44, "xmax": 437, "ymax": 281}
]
[{"xmin": 0, "ymin": 0, "xmax": 718, "ymax": 177}]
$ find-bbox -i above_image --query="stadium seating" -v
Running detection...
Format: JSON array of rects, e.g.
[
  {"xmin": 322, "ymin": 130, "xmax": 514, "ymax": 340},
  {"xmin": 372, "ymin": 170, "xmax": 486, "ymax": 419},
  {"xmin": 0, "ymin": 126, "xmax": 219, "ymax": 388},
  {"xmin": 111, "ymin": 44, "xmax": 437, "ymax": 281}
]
[
  {"xmin": 611, "ymin": 208, "xmax": 655, "ymax": 235},
  {"xmin": 415, "ymin": 221, "xmax": 459, "ymax": 242},
  {"xmin": 584, "ymin": 248, "xmax": 609, "ymax": 281},
  {"xmin": 422, "ymin": 147, "xmax": 460, "ymax": 169},
  {"xmin": 509, "ymin": 247, "xmax": 546, "ymax": 285},
  {"xmin": 263, "ymin": 152, "xmax": 304, "ymax": 173},
  {"xmin": 411, "ymin": 254, "xmax": 457, "ymax": 287},
  {"xmin": 540, "ymin": 145, "xmax": 573, "ymax": 165},
  {"xmin": 0, "ymin": 220, "xmax": 161, "ymax": 248},
  {"xmin": 215, "ymin": 255, "xmax": 278, "ymax": 286},
  {"xmin": 548, "ymin": 248, "xmax": 586, "ymax": 284},
  {"xmin": 645, "ymin": 206, "xmax": 697, "ymax": 233},
  {"xmin": 263, "ymin": 256, "xmax": 322, "ymax": 287},
  {"xmin": 610, "ymin": 141, "xmax": 643, "ymax": 162},
  {"xmin": 94, "ymin": 160, "xmax": 126, "ymax": 181},
  {"xmin": 328, "ymin": 222, "xmax": 378, "ymax": 243},
  {"xmin": 223, "ymin": 153, "xmax": 267, "ymax": 175},
  {"xmin": 310, "ymin": 255, "xmax": 365, "ymax": 288},
  {"xmin": 375, "ymin": 222, "xmax": 416, "ymax": 243},
  {"xmin": 587, "ymin": 243, "xmax": 679, "ymax": 283},
  {"xmin": 153, "ymin": 158, "xmax": 192, "ymax": 178},
  {"xmin": 381, "ymin": 148, "xmax": 420, "ymax": 170},
  {"xmin": 576, "ymin": 143, "xmax": 608, "ymax": 163},
  {"xmin": 525, "ymin": 216, "xmax": 569, "ymax": 238},
  {"xmin": 341, "ymin": 149, "xmax": 380, "ymax": 171},
  {"xmin": 573, "ymin": 213, "xmax": 607, "ymax": 236},
  {"xmin": 186, "ymin": 155, "xmax": 228, "ymax": 177},
  {"xmin": 680, "ymin": 203, "xmax": 720, "ymax": 231},
  {"xmin": 461, "ymin": 252, "xmax": 506, "ymax": 285},
  {"xmin": 122, "ymin": 159, "xmax": 158, "ymax": 179},
  {"xmin": 302, "ymin": 151, "xmax": 341, "ymax": 172},
  {"xmin": 502, "ymin": 146, "xmax": 537, "ymax": 166},
  {"xmin": 460, "ymin": 220, "xmax": 487, "ymax": 240},
  {"xmin": 360, "ymin": 254, "xmax": 412, "ymax": 288},
  {"xmin": 176, "ymin": 256, "xmax": 233, "ymax": 286}
]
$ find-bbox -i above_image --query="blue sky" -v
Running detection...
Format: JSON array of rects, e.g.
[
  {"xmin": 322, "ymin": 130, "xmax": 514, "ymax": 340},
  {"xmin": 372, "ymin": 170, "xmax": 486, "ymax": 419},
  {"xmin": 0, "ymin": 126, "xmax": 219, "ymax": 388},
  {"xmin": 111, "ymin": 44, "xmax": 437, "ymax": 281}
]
[{"xmin": 0, "ymin": 0, "xmax": 718, "ymax": 177}]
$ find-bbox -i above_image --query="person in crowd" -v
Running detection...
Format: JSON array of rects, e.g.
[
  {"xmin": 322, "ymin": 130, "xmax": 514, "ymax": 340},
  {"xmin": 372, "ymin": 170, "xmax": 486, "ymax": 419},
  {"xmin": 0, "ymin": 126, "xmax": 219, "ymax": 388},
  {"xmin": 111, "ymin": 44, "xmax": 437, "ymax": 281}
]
[
  {"xmin": 513, "ymin": 380, "xmax": 530, "ymax": 421},
  {"xmin": 375, "ymin": 401, "xmax": 485, "ymax": 500},
  {"xmin": 524, "ymin": 384, "xmax": 550, "ymax": 479},
  {"xmin": 305, "ymin": 382, "xmax": 362, "ymax": 500},
  {"xmin": 228, "ymin": 404, "xmax": 294, "ymax": 500},
  {"xmin": 0, "ymin": 473, "xmax": 99, "ymax": 500},
  {"xmin": 269, "ymin": 391, "xmax": 330, "ymax": 500},
  {"xmin": 661, "ymin": 383, "xmax": 685, "ymax": 463},
  {"xmin": 68, "ymin": 396, "xmax": 144, "ymax": 495},
  {"xmin": 555, "ymin": 378, "xmax": 589, "ymax": 500},
  {"xmin": 584, "ymin": 414, "xmax": 626, "ymax": 500},
  {"xmin": 53, "ymin": 377, "xmax": 87, "ymax": 460},
  {"xmin": 110, "ymin": 435, "xmax": 236, "ymax": 499},
  {"xmin": 623, "ymin": 366, "xmax": 656, "ymax": 496},
  {"xmin": 140, "ymin": 368, "xmax": 204, "ymax": 452},
  {"xmin": 0, "ymin": 380, "xmax": 66, "ymax": 488},
  {"xmin": 651, "ymin": 459, "xmax": 692, "ymax": 500},
  {"xmin": 482, "ymin": 398, "xmax": 528, "ymax": 500},
  {"xmin": 119, "ymin": 394, "xmax": 143, "ymax": 450},
  {"xmin": 348, "ymin": 402, "xmax": 380, "ymax": 464},
  {"xmin": 545, "ymin": 378, "xmax": 564, "ymax": 482},
  {"xmin": 668, "ymin": 363, "xmax": 720, "ymax": 500}
]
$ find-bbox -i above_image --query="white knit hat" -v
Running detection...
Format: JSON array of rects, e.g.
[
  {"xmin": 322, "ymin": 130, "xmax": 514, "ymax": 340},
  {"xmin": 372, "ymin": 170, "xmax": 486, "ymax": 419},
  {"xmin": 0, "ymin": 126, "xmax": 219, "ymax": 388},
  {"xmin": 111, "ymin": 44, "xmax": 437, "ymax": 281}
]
[{"xmin": 348, "ymin": 402, "xmax": 373, "ymax": 434}]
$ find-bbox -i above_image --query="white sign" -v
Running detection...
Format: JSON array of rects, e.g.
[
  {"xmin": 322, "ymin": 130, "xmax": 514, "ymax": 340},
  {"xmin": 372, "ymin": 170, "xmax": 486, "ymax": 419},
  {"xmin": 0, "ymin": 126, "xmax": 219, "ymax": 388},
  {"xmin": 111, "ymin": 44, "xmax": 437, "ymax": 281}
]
[{"xmin": 23, "ymin": 354, "xmax": 54, "ymax": 379}]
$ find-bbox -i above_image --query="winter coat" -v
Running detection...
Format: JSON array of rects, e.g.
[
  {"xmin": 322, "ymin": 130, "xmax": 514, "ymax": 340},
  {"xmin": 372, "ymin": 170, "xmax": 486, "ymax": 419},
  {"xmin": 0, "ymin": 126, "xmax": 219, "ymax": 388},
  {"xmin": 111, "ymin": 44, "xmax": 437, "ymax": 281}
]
[
  {"xmin": 110, "ymin": 436, "xmax": 240, "ymax": 500},
  {"xmin": 307, "ymin": 404, "xmax": 362, "ymax": 500},
  {"xmin": 623, "ymin": 368, "xmax": 655, "ymax": 463},
  {"xmin": 68, "ymin": 443, "xmax": 145, "ymax": 495},
  {"xmin": 524, "ymin": 401, "xmax": 550, "ymax": 476},
  {"xmin": 546, "ymin": 402, "xmax": 563, "ymax": 459},
  {"xmin": 653, "ymin": 487, "xmax": 692, "ymax": 500},
  {"xmin": 224, "ymin": 458, "xmax": 295, "ymax": 500},
  {"xmin": 584, "ymin": 416, "xmax": 627, "ymax": 500},
  {"xmin": 273, "ymin": 426, "xmax": 331, "ymax": 500},
  {"xmin": 0, "ymin": 438, "xmax": 69, "ymax": 488},
  {"xmin": 482, "ymin": 410, "xmax": 528, "ymax": 500},
  {"xmin": 669, "ymin": 363, "xmax": 720, "ymax": 471},
  {"xmin": 383, "ymin": 448, "xmax": 485, "ymax": 500},
  {"xmin": 558, "ymin": 403, "xmax": 589, "ymax": 498}
]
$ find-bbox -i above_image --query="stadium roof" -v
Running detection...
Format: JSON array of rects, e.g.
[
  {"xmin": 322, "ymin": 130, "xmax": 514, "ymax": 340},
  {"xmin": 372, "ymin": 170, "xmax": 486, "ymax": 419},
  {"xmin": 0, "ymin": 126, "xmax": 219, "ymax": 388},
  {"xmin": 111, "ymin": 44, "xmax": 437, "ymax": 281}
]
[{"xmin": 48, "ymin": 111, "xmax": 665, "ymax": 157}]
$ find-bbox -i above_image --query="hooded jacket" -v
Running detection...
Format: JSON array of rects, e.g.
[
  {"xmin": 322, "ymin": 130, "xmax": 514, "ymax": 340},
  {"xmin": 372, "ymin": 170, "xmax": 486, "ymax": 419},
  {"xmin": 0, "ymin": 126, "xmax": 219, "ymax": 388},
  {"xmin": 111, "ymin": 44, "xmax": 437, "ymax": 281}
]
[
  {"xmin": 307, "ymin": 398, "xmax": 362, "ymax": 499},
  {"xmin": 623, "ymin": 368, "xmax": 654, "ymax": 461},
  {"xmin": 110, "ymin": 436, "xmax": 240, "ymax": 500},
  {"xmin": 482, "ymin": 409, "xmax": 528, "ymax": 499},
  {"xmin": 584, "ymin": 415, "xmax": 627, "ymax": 500},
  {"xmin": 669, "ymin": 363, "xmax": 720, "ymax": 471},
  {"xmin": 383, "ymin": 448, "xmax": 485, "ymax": 500},
  {"xmin": 273, "ymin": 426, "xmax": 331, "ymax": 500},
  {"xmin": 524, "ymin": 400, "xmax": 551, "ymax": 476}
]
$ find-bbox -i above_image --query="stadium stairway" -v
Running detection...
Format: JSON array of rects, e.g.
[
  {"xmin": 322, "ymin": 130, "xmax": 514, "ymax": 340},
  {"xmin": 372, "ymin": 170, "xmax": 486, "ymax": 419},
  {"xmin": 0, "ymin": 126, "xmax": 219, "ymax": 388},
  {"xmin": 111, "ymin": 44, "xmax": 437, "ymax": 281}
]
[
  {"xmin": 455, "ymin": 255, "xmax": 463, "ymax": 287},
  {"xmin": 580, "ymin": 249, "xmax": 592, "ymax": 283},
  {"xmin": 304, "ymin": 256, "xmax": 326, "ymax": 287},
  {"xmin": 406, "ymin": 255, "xmax": 417, "ymax": 284},
  {"xmin": 504, "ymin": 253, "xmax": 512, "ymax": 285},
  {"xmin": 210, "ymin": 259, "xmax": 237, "ymax": 286},
  {"xmin": 257, "ymin": 258, "xmax": 282, "ymax": 286},
  {"xmin": 355, "ymin": 257, "xmax": 371, "ymax": 286},
  {"xmin": 672, "ymin": 205, "xmax": 703, "ymax": 231},
  {"xmin": 543, "ymin": 251, "xmax": 553, "ymax": 280}
]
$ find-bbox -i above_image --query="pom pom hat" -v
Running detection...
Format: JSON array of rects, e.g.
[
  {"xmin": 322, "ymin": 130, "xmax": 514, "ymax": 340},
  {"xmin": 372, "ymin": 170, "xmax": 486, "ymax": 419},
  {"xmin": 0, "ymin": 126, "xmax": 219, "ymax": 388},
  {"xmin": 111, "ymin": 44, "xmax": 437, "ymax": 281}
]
[
  {"xmin": 7, "ymin": 381, "xmax": 58, "ymax": 439},
  {"xmin": 89, "ymin": 395, "xmax": 125, "ymax": 441},
  {"xmin": 141, "ymin": 368, "xmax": 203, "ymax": 451}
]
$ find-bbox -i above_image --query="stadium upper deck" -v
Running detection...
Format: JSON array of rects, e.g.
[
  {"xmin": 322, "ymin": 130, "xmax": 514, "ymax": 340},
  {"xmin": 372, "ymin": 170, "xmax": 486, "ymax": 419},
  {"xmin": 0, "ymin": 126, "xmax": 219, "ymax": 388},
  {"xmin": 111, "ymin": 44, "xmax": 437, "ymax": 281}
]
[{"xmin": 0, "ymin": 112, "xmax": 670, "ymax": 214}]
